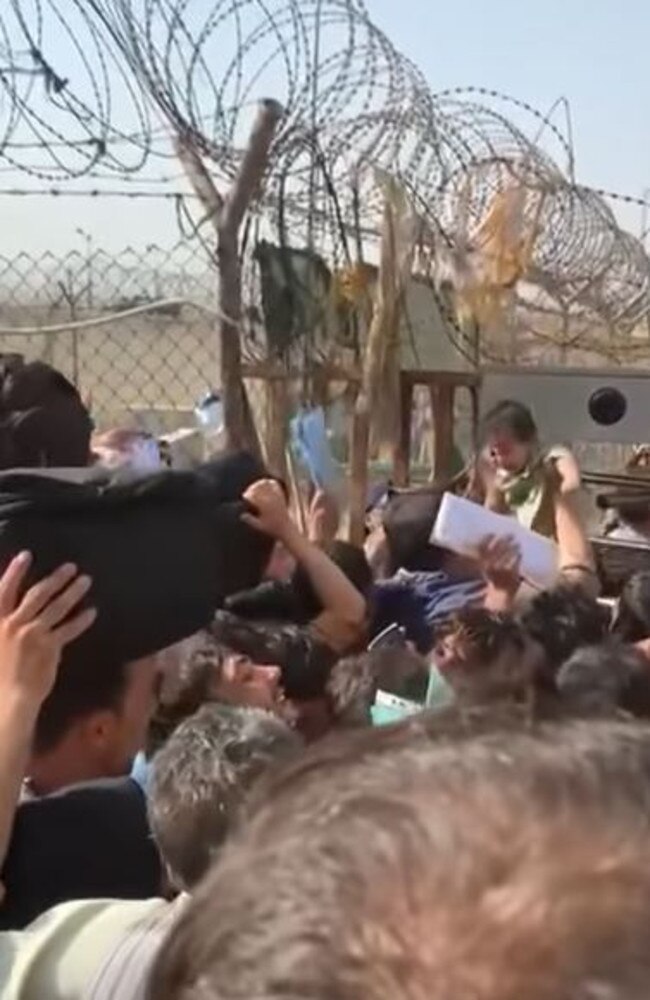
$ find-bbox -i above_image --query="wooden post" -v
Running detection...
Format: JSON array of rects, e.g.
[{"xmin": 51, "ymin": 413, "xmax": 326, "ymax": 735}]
[
  {"xmin": 470, "ymin": 383, "xmax": 480, "ymax": 453},
  {"xmin": 348, "ymin": 230, "xmax": 394, "ymax": 544},
  {"xmin": 392, "ymin": 372, "xmax": 413, "ymax": 487},
  {"xmin": 348, "ymin": 180, "xmax": 415, "ymax": 544},
  {"xmin": 431, "ymin": 382, "xmax": 455, "ymax": 481},
  {"xmin": 175, "ymin": 99, "xmax": 283, "ymax": 455},
  {"xmin": 263, "ymin": 376, "xmax": 290, "ymax": 480}
]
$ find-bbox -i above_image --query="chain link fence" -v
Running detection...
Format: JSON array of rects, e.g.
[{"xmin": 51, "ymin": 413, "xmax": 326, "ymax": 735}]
[
  {"xmin": 0, "ymin": 240, "xmax": 229, "ymax": 435},
  {"xmin": 0, "ymin": 233, "xmax": 638, "ymax": 481}
]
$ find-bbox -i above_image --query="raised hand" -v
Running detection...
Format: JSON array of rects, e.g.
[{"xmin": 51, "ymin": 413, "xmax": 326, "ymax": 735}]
[
  {"xmin": 478, "ymin": 534, "xmax": 522, "ymax": 613},
  {"xmin": 242, "ymin": 479, "xmax": 294, "ymax": 542},
  {"xmin": 0, "ymin": 553, "xmax": 97, "ymax": 711},
  {"xmin": 477, "ymin": 534, "xmax": 522, "ymax": 592}
]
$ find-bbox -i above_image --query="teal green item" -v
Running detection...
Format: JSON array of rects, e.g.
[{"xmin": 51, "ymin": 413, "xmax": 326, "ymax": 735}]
[
  {"xmin": 425, "ymin": 666, "xmax": 455, "ymax": 709},
  {"xmin": 371, "ymin": 690, "xmax": 421, "ymax": 727}
]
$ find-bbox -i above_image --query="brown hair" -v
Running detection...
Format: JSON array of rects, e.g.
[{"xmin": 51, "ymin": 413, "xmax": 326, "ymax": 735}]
[{"xmin": 148, "ymin": 720, "xmax": 650, "ymax": 1000}]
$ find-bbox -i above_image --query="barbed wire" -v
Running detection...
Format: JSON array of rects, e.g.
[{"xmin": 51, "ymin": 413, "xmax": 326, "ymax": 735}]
[
  {"xmin": 0, "ymin": 185, "xmax": 196, "ymax": 199},
  {"xmin": 0, "ymin": 0, "xmax": 161, "ymax": 179},
  {"xmin": 0, "ymin": 0, "xmax": 649, "ymax": 365}
]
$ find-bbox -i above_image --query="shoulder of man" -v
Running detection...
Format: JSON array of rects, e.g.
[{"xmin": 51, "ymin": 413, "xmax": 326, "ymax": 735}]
[
  {"xmin": 0, "ymin": 896, "xmax": 167, "ymax": 1000},
  {"xmin": 0, "ymin": 778, "xmax": 161, "ymax": 931}
]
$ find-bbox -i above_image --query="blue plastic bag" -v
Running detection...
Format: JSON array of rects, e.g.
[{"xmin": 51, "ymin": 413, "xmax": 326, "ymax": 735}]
[{"xmin": 290, "ymin": 407, "xmax": 338, "ymax": 490}]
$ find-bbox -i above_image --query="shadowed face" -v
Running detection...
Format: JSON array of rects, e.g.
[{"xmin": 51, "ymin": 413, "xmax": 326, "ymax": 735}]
[
  {"xmin": 214, "ymin": 652, "xmax": 285, "ymax": 715},
  {"xmin": 91, "ymin": 655, "xmax": 163, "ymax": 778},
  {"xmin": 485, "ymin": 432, "xmax": 532, "ymax": 475}
]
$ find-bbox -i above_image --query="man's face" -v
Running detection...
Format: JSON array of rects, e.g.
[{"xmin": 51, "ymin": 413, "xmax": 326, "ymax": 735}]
[
  {"xmin": 214, "ymin": 652, "xmax": 285, "ymax": 714},
  {"xmin": 103, "ymin": 654, "xmax": 162, "ymax": 775}
]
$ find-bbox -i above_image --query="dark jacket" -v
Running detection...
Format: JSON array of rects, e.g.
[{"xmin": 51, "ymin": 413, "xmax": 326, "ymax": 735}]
[{"xmin": 0, "ymin": 777, "xmax": 162, "ymax": 930}]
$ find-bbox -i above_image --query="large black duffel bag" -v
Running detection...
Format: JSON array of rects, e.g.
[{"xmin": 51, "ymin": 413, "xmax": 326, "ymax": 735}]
[{"xmin": 0, "ymin": 451, "xmax": 273, "ymax": 670}]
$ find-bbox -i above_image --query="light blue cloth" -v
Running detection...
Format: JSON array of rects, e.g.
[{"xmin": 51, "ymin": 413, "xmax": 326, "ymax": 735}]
[
  {"xmin": 371, "ymin": 692, "xmax": 421, "ymax": 727},
  {"xmin": 130, "ymin": 751, "xmax": 150, "ymax": 793},
  {"xmin": 371, "ymin": 702, "xmax": 411, "ymax": 726},
  {"xmin": 290, "ymin": 407, "xmax": 337, "ymax": 490},
  {"xmin": 371, "ymin": 668, "xmax": 454, "ymax": 727},
  {"xmin": 425, "ymin": 665, "xmax": 455, "ymax": 709}
]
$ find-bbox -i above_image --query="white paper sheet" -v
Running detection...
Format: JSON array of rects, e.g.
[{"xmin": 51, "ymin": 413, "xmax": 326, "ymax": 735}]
[{"xmin": 431, "ymin": 493, "xmax": 558, "ymax": 590}]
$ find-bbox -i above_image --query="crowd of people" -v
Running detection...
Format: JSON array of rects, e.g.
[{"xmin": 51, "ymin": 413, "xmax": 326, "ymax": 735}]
[{"xmin": 2, "ymin": 361, "xmax": 650, "ymax": 999}]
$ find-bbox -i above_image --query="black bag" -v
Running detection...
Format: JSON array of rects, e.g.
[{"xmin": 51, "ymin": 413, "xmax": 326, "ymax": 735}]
[{"xmin": 0, "ymin": 451, "xmax": 273, "ymax": 670}]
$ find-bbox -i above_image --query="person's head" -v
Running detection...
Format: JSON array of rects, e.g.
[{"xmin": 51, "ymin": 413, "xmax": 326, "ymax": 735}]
[
  {"xmin": 147, "ymin": 633, "xmax": 288, "ymax": 758},
  {"xmin": 382, "ymin": 486, "xmax": 448, "ymax": 574},
  {"xmin": 432, "ymin": 607, "xmax": 543, "ymax": 706},
  {"xmin": 214, "ymin": 650, "xmax": 284, "ymax": 713},
  {"xmin": 290, "ymin": 540, "xmax": 373, "ymax": 620},
  {"xmin": 326, "ymin": 646, "xmax": 429, "ymax": 728},
  {"xmin": 149, "ymin": 720, "xmax": 650, "ymax": 1000},
  {"xmin": 30, "ymin": 654, "xmax": 161, "ymax": 795},
  {"xmin": 147, "ymin": 704, "xmax": 301, "ymax": 891},
  {"xmin": 518, "ymin": 585, "xmax": 609, "ymax": 689},
  {"xmin": 210, "ymin": 609, "xmax": 336, "ymax": 702},
  {"xmin": 0, "ymin": 360, "xmax": 92, "ymax": 469},
  {"xmin": 557, "ymin": 640, "xmax": 650, "ymax": 720},
  {"xmin": 481, "ymin": 399, "xmax": 538, "ymax": 474},
  {"xmin": 613, "ymin": 572, "xmax": 650, "ymax": 643}
]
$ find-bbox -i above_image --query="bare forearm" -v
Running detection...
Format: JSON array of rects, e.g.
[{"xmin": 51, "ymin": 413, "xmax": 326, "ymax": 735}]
[
  {"xmin": 555, "ymin": 452, "xmax": 582, "ymax": 494},
  {"xmin": 0, "ymin": 699, "xmax": 35, "ymax": 873},
  {"xmin": 555, "ymin": 491, "xmax": 594, "ymax": 572},
  {"xmin": 281, "ymin": 524, "xmax": 366, "ymax": 625}
]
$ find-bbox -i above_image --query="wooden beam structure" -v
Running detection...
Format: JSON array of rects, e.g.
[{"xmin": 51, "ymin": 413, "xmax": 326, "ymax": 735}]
[
  {"xmin": 176, "ymin": 99, "xmax": 283, "ymax": 455},
  {"xmin": 392, "ymin": 369, "xmax": 481, "ymax": 487}
]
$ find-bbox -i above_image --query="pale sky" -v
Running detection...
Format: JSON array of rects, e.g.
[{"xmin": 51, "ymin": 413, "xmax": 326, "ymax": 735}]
[{"xmin": 1, "ymin": 0, "xmax": 648, "ymax": 258}]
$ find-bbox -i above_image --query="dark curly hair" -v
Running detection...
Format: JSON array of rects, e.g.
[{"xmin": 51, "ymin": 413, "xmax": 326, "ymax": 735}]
[
  {"xmin": 518, "ymin": 586, "xmax": 609, "ymax": 688},
  {"xmin": 557, "ymin": 641, "xmax": 650, "ymax": 720},
  {"xmin": 434, "ymin": 608, "xmax": 542, "ymax": 706}
]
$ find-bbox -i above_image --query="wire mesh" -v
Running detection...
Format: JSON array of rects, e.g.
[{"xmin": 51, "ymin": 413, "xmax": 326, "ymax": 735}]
[{"xmin": 0, "ymin": 240, "xmax": 224, "ymax": 432}]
